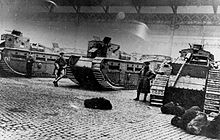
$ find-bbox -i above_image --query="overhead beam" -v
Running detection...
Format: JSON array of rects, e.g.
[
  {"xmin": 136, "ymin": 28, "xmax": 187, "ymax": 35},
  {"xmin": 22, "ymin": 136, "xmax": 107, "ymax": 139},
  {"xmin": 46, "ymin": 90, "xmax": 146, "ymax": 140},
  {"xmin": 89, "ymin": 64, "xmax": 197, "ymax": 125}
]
[
  {"xmin": 171, "ymin": 5, "xmax": 178, "ymax": 14},
  {"xmin": 72, "ymin": 5, "xmax": 80, "ymax": 13},
  {"xmin": 30, "ymin": 13, "xmax": 220, "ymax": 26},
  {"xmin": 132, "ymin": 0, "xmax": 142, "ymax": 13},
  {"xmin": 51, "ymin": 0, "xmax": 218, "ymax": 7},
  {"xmin": 0, "ymin": 0, "xmax": 219, "ymax": 7},
  {"xmin": 134, "ymin": 5, "xmax": 141, "ymax": 14},
  {"xmin": 212, "ymin": 0, "xmax": 219, "ymax": 14},
  {"xmin": 101, "ymin": 5, "xmax": 109, "ymax": 13}
]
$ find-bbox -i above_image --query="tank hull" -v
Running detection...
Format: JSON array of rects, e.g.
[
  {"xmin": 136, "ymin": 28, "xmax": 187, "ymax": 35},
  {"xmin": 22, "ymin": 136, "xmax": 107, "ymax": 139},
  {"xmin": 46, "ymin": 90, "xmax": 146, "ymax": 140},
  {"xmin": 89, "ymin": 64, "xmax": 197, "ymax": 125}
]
[
  {"xmin": 150, "ymin": 61, "xmax": 209, "ymax": 109},
  {"xmin": 0, "ymin": 47, "xmax": 59, "ymax": 77},
  {"xmin": 150, "ymin": 44, "xmax": 220, "ymax": 114},
  {"xmin": 66, "ymin": 56, "xmax": 144, "ymax": 90}
]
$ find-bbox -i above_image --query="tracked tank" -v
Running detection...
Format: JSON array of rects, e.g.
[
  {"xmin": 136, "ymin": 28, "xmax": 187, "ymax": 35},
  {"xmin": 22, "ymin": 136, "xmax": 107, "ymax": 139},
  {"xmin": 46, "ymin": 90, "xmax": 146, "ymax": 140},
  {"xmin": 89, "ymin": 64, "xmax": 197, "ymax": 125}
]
[
  {"xmin": 66, "ymin": 37, "xmax": 144, "ymax": 90},
  {"xmin": 150, "ymin": 44, "xmax": 220, "ymax": 114},
  {"xmin": 67, "ymin": 37, "xmax": 171, "ymax": 90},
  {"xmin": 0, "ymin": 30, "xmax": 60, "ymax": 77}
]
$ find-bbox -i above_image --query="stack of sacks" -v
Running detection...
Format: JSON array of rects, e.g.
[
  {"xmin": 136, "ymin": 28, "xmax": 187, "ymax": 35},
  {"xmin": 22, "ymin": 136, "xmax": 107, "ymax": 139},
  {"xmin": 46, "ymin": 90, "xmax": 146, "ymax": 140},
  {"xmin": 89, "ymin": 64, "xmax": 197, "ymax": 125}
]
[
  {"xmin": 170, "ymin": 105, "xmax": 220, "ymax": 139},
  {"xmin": 161, "ymin": 102, "xmax": 185, "ymax": 116}
]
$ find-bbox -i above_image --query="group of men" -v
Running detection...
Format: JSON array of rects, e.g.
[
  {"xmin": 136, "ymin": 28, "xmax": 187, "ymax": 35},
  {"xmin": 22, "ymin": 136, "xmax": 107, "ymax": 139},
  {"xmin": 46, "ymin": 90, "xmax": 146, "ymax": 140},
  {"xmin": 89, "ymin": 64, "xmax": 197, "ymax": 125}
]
[{"xmin": 26, "ymin": 52, "xmax": 67, "ymax": 87}]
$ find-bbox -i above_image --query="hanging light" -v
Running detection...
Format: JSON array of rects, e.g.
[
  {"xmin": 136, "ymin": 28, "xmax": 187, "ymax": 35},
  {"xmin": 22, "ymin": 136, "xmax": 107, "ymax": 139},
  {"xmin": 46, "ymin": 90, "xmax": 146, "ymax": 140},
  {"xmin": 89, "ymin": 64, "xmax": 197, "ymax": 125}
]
[
  {"xmin": 44, "ymin": 0, "xmax": 58, "ymax": 13},
  {"xmin": 116, "ymin": 11, "xmax": 126, "ymax": 20}
]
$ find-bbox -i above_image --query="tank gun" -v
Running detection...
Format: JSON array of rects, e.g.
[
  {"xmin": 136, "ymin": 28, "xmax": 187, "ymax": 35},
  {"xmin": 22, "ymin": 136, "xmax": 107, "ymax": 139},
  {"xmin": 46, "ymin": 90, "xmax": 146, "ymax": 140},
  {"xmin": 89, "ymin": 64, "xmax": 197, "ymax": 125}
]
[
  {"xmin": 177, "ymin": 44, "xmax": 214, "ymax": 68},
  {"xmin": 87, "ymin": 37, "xmax": 120, "ymax": 59}
]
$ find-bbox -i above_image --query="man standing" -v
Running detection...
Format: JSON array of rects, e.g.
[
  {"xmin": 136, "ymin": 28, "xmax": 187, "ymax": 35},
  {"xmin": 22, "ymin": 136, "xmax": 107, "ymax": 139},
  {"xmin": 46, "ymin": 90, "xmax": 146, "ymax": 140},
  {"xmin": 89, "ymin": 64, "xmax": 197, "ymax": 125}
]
[
  {"xmin": 53, "ymin": 52, "xmax": 67, "ymax": 87},
  {"xmin": 134, "ymin": 61, "xmax": 156, "ymax": 102},
  {"xmin": 26, "ymin": 53, "xmax": 35, "ymax": 78}
]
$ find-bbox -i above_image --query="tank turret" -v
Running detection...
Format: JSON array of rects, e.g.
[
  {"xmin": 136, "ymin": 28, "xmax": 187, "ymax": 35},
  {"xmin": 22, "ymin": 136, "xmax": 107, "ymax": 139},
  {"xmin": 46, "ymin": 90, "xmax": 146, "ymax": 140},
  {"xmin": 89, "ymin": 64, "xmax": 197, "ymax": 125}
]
[
  {"xmin": 0, "ymin": 30, "xmax": 60, "ymax": 77},
  {"xmin": 1, "ymin": 30, "xmax": 30, "ymax": 49},
  {"xmin": 87, "ymin": 37, "xmax": 120, "ymax": 59},
  {"xmin": 179, "ymin": 44, "xmax": 214, "ymax": 62}
]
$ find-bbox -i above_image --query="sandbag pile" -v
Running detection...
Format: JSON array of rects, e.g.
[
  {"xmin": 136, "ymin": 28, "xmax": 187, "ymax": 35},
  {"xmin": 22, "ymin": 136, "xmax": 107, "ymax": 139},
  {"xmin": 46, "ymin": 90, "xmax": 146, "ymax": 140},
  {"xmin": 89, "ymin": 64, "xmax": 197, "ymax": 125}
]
[
  {"xmin": 166, "ymin": 104, "xmax": 220, "ymax": 139},
  {"xmin": 171, "ymin": 106, "xmax": 202, "ymax": 131},
  {"xmin": 84, "ymin": 97, "xmax": 112, "ymax": 110},
  {"xmin": 203, "ymin": 115, "xmax": 220, "ymax": 139},
  {"xmin": 161, "ymin": 102, "xmax": 185, "ymax": 116}
]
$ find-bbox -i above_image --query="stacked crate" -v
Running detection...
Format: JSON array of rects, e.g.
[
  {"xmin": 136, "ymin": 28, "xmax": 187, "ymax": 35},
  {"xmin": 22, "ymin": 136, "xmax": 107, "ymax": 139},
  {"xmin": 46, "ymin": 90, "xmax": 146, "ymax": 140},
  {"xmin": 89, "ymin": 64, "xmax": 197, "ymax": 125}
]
[
  {"xmin": 150, "ymin": 75, "xmax": 170, "ymax": 106},
  {"xmin": 204, "ymin": 69, "xmax": 220, "ymax": 114}
]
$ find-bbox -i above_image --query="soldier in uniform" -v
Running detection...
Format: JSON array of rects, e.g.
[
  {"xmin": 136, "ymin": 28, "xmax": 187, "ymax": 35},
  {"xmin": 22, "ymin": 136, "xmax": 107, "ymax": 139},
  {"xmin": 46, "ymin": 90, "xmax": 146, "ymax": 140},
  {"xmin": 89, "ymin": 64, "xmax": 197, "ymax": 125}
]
[
  {"xmin": 53, "ymin": 52, "xmax": 67, "ymax": 87},
  {"xmin": 26, "ymin": 53, "xmax": 35, "ymax": 78},
  {"xmin": 134, "ymin": 61, "xmax": 156, "ymax": 102}
]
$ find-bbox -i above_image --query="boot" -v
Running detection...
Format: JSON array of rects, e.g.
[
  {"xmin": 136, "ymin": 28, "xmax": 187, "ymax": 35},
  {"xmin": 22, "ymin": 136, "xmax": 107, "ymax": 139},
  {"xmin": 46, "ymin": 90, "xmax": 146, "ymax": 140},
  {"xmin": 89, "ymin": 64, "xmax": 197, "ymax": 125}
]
[
  {"xmin": 53, "ymin": 81, "xmax": 58, "ymax": 87},
  {"xmin": 134, "ymin": 91, "xmax": 140, "ymax": 101},
  {"xmin": 143, "ymin": 93, "xmax": 148, "ymax": 102}
]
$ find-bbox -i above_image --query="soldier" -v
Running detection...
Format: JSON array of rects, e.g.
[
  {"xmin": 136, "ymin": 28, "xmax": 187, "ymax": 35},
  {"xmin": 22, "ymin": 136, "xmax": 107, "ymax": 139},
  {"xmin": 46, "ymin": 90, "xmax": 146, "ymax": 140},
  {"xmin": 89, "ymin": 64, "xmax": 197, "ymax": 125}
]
[
  {"xmin": 26, "ymin": 53, "xmax": 35, "ymax": 78},
  {"xmin": 134, "ymin": 61, "xmax": 156, "ymax": 102},
  {"xmin": 53, "ymin": 52, "xmax": 67, "ymax": 87}
]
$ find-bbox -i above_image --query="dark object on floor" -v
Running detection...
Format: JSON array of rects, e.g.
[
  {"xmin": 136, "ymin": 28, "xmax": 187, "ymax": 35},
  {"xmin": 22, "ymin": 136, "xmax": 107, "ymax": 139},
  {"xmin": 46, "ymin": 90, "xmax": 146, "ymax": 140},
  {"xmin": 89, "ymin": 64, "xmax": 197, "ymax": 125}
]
[
  {"xmin": 161, "ymin": 102, "xmax": 176, "ymax": 114},
  {"xmin": 203, "ymin": 115, "xmax": 220, "ymax": 139},
  {"xmin": 161, "ymin": 102, "xmax": 185, "ymax": 116},
  {"xmin": 171, "ymin": 106, "xmax": 201, "ymax": 130},
  {"xmin": 7, "ymin": 108, "xmax": 27, "ymax": 113},
  {"xmin": 186, "ymin": 106, "xmax": 201, "ymax": 112},
  {"xmin": 186, "ymin": 111, "xmax": 208, "ymax": 135},
  {"xmin": 171, "ymin": 116, "xmax": 183, "ymax": 128},
  {"xmin": 181, "ymin": 106, "xmax": 201, "ymax": 130},
  {"xmin": 175, "ymin": 105, "xmax": 185, "ymax": 117},
  {"xmin": 43, "ymin": 112, "xmax": 59, "ymax": 116},
  {"xmin": 84, "ymin": 97, "xmax": 112, "ymax": 110}
]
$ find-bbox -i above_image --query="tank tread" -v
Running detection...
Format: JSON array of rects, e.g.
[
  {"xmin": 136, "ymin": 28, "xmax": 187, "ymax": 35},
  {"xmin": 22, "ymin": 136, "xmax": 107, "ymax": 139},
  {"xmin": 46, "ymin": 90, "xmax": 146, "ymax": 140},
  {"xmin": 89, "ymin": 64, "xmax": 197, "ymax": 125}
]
[
  {"xmin": 0, "ymin": 58, "xmax": 24, "ymax": 77},
  {"xmin": 93, "ymin": 70, "xmax": 113, "ymax": 89},
  {"xmin": 150, "ymin": 74, "xmax": 170, "ymax": 106},
  {"xmin": 204, "ymin": 69, "xmax": 220, "ymax": 114},
  {"xmin": 92, "ymin": 69, "xmax": 123, "ymax": 90},
  {"xmin": 66, "ymin": 67, "xmax": 79, "ymax": 84}
]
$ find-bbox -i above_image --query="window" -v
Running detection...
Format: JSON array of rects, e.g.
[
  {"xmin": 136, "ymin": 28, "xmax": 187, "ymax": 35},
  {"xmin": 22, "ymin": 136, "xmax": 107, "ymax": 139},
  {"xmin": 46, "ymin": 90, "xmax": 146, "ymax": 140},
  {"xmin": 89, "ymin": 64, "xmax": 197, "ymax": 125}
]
[{"xmin": 36, "ymin": 57, "xmax": 45, "ymax": 61}]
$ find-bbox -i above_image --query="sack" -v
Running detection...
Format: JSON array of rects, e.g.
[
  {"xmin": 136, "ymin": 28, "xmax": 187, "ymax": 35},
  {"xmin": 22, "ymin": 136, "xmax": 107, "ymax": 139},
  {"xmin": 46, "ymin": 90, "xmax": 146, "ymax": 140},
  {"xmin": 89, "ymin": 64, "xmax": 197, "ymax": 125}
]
[
  {"xmin": 186, "ymin": 112, "xmax": 208, "ymax": 135},
  {"xmin": 84, "ymin": 97, "xmax": 112, "ymax": 110}
]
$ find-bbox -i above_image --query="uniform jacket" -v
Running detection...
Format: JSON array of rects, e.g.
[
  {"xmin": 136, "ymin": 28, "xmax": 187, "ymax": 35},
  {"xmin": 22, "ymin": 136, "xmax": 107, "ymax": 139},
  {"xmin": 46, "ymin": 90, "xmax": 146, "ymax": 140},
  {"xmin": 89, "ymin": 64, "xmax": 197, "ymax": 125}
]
[
  {"xmin": 55, "ymin": 57, "xmax": 67, "ymax": 69},
  {"xmin": 137, "ymin": 67, "xmax": 156, "ymax": 93}
]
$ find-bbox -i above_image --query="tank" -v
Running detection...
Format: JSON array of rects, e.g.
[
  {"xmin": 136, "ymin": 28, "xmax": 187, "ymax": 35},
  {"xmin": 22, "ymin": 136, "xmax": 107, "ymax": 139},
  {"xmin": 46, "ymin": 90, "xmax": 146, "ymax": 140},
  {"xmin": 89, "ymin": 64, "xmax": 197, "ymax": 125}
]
[
  {"xmin": 0, "ymin": 30, "xmax": 60, "ymax": 77},
  {"xmin": 66, "ymin": 37, "xmax": 172, "ymax": 90},
  {"xmin": 66, "ymin": 37, "xmax": 143, "ymax": 90},
  {"xmin": 150, "ymin": 44, "xmax": 220, "ymax": 114}
]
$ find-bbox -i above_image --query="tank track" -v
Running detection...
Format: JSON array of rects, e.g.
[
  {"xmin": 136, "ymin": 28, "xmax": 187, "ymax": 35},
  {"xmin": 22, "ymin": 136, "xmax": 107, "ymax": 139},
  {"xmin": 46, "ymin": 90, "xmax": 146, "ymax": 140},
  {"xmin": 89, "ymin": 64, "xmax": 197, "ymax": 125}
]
[
  {"xmin": 92, "ymin": 58, "xmax": 124, "ymax": 90},
  {"xmin": 66, "ymin": 67, "xmax": 79, "ymax": 85},
  {"xmin": 0, "ymin": 57, "xmax": 54, "ymax": 78},
  {"xmin": 204, "ymin": 69, "xmax": 220, "ymax": 114},
  {"xmin": 92, "ymin": 69, "xmax": 124, "ymax": 90},
  {"xmin": 150, "ymin": 74, "xmax": 170, "ymax": 106},
  {"xmin": 66, "ymin": 57, "xmax": 124, "ymax": 90},
  {"xmin": 0, "ymin": 58, "xmax": 25, "ymax": 77}
]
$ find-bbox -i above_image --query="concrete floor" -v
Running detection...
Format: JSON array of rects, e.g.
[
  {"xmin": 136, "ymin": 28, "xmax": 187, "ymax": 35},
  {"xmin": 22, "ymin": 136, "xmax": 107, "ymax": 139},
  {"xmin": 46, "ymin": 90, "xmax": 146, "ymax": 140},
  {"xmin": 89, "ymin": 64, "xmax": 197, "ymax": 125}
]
[{"xmin": 0, "ymin": 77, "xmax": 216, "ymax": 140}]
